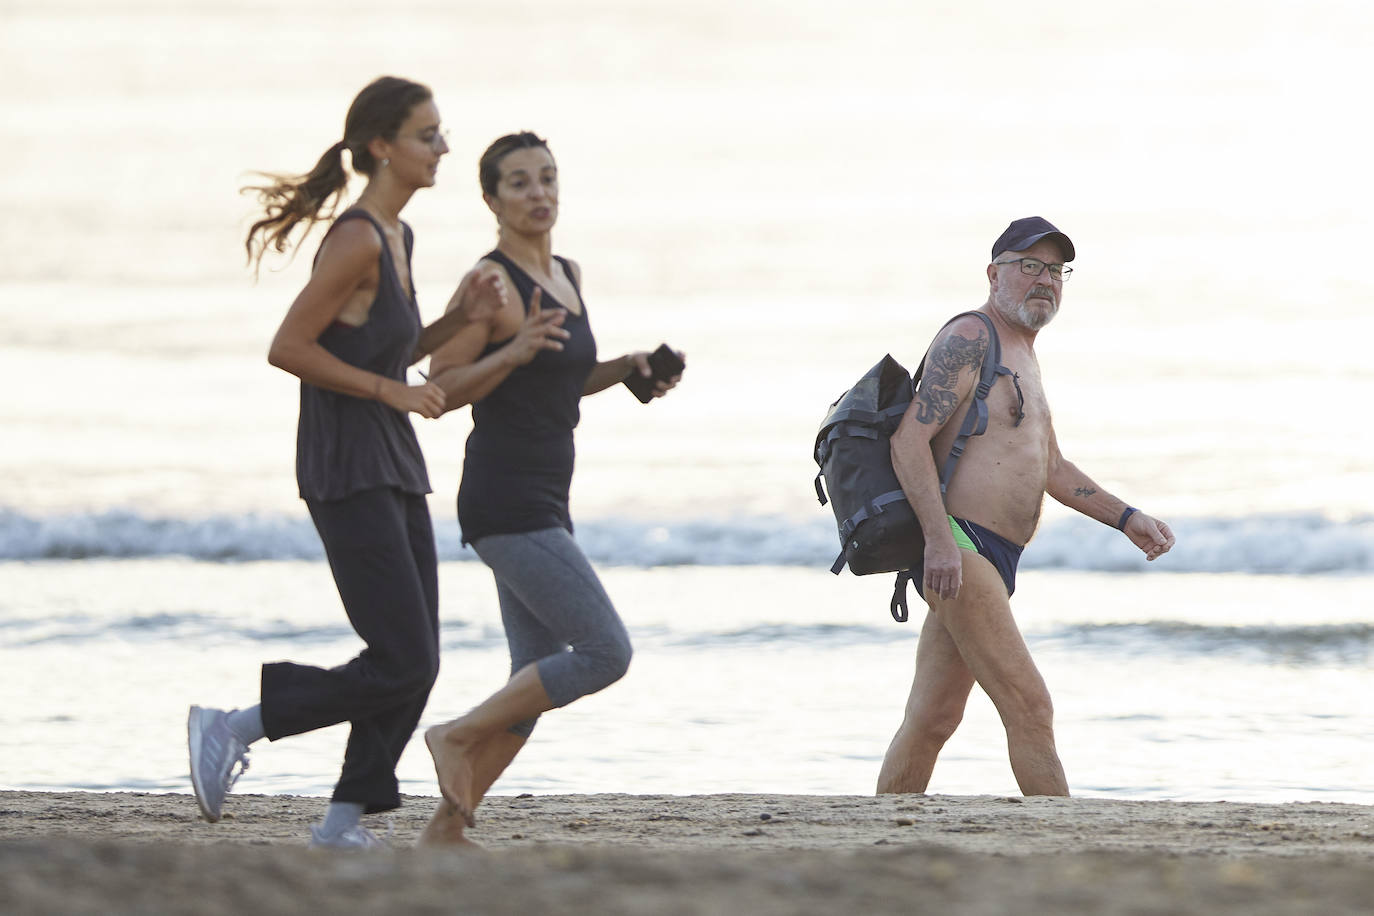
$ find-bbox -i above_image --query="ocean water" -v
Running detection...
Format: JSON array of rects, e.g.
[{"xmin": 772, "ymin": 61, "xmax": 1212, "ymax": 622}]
[{"xmin": 2, "ymin": 0, "xmax": 1373, "ymax": 806}]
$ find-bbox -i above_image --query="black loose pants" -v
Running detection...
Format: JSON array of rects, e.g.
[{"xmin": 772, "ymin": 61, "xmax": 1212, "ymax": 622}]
[{"xmin": 260, "ymin": 487, "xmax": 440, "ymax": 813}]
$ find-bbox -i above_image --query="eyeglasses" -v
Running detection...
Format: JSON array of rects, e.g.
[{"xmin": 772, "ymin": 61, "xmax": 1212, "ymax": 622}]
[
  {"xmin": 411, "ymin": 128, "xmax": 450, "ymax": 151},
  {"xmin": 994, "ymin": 258, "xmax": 1072, "ymax": 281}
]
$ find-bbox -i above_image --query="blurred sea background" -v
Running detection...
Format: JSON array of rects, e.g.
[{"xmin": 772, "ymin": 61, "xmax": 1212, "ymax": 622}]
[{"xmin": 3, "ymin": 0, "xmax": 1373, "ymax": 804}]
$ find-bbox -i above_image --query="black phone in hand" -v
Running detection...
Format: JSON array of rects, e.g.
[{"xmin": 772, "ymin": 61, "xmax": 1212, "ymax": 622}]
[{"xmin": 623, "ymin": 343, "xmax": 685, "ymax": 403}]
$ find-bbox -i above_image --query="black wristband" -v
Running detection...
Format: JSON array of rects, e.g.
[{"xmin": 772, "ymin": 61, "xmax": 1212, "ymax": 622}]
[{"xmin": 1116, "ymin": 507, "xmax": 1138, "ymax": 531}]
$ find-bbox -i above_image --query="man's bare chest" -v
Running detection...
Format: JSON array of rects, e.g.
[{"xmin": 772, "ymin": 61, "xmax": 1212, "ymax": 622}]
[{"xmin": 983, "ymin": 359, "xmax": 1049, "ymax": 436}]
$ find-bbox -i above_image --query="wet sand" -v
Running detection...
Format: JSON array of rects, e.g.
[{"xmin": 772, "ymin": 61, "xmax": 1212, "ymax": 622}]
[{"xmin": 2, "ymin": 790, "xmax": 1373, "ymax": 914}]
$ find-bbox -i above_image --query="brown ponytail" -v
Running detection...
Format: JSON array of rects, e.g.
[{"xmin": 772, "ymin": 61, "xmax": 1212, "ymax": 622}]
[{"xmin": 242, "ymin": 76, "xmax": 433, "ymax": 272}]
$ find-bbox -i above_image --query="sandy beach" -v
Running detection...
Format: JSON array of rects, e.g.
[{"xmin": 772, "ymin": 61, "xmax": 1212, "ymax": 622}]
[{"xmin": 2, "ymin": 791, "xmax": 1372, "ymax": 914}]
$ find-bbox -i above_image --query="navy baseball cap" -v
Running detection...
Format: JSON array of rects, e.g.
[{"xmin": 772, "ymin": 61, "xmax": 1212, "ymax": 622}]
[{"xmin": 991, "ymin": 216, "xmax": 1075, "ymax": 262}]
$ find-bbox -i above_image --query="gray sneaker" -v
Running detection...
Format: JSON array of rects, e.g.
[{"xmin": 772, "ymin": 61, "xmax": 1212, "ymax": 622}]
[
  {"xmin": 308, "ymin": 824, "xmax": 387, "ymax": 850},
  {"xmin": 187, "ymin": 705, "xmax": 250, "ymax": 823}
]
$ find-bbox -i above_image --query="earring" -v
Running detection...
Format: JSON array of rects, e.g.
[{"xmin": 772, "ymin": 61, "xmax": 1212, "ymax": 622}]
[{"xmin": 381, "ymin": 157, "xmax": 390, "ymax": 169}]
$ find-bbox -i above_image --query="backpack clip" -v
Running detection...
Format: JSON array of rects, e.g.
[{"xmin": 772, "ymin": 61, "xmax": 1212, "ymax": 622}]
[{"xmin": 889, "ymin": 571, "xmax": 913, "ymax": 622}]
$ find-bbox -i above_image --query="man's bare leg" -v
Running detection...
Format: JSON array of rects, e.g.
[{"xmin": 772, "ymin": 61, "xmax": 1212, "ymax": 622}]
[
  {"xmin": 417, "ymin": 731, "xmax": 526, "ymax": 847},
  {"xmin": 931, "ymin": 554, "xmax": 1068, "ymax": 796},
  {"xmin": 876, "ymin": 607, "xmax": 976, "ymax": 794},
  {"xmin": 424, "ymin": 663, "xmax": 553, "ymax": 826}
]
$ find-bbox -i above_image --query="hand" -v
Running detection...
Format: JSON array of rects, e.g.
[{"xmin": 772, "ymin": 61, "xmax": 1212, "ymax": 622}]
[
  {"xmin": 455, "ymin": 265, "xmax": 508, "ymax": 324},
  {"xmin": 379, "ymin": 378, "xmax": 447, "ymax": 419},
  {"xmin": 505, "ymin": 287, "xmax": 570, "ymax": 366},
  {"xmin": 922, "ymin": 537, "xmax": 963, "ymax": 602},
  {"xmin": 628, "ymin": 348, "xmax": 686, "ymax": 399},
  {"xmin": 1124, "ymin": 512, "xmax": 1175, "ymax": 562}
]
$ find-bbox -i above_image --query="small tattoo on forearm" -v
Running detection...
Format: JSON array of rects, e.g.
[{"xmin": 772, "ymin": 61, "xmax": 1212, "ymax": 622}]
[{"xmin": 1074, "ymin": 487, "xmax": 1097, "ymax": 497}]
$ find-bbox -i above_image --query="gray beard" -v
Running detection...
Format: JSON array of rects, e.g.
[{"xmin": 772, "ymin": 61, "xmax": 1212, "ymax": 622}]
[{"xmin": 1016, "ymin": 301, "xmax": 1057, "ymax": 330}]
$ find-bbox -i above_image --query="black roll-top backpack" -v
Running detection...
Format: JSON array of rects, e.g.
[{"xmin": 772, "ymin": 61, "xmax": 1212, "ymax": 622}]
[{"xmin": 813, "ymin": 311, "xmax": 1017, "ymax": 622}]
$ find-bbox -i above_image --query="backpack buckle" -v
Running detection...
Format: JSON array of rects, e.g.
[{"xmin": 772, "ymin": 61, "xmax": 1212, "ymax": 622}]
[{"xmin": 889, "ymin": 571, "xmax": 913, "ymax": 622}]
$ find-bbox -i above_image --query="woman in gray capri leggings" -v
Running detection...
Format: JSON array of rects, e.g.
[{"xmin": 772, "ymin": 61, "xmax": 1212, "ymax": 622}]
[{"xmin": 418, "ymin": 132, "xmax": 683, "ymax": 846}]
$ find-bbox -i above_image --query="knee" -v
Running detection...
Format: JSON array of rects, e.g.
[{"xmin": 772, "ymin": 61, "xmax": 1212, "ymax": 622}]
[
  {"xmin": 420, "ymin": 650, "xmax": 441, "ymax": 691},
  {"xmin": 596, "ymin": 632, "xmax": 633, "ymax": 689},
  {"xmin": 1028, "ymin": 693, "xmax": 1055, "ymax": 731},
  {"xmin": 582, "ymin": 629, "xmax": 632, "ymax": 693},
  {"xmin": 392, "ymin": 667, "xmax": 436, "ymax": 702},
  {"xmin": 611, "ymin": 636, "xmax": 633, "ymax": 683},
  {"xmin": 910, "ymin": 703, "xmax": 963, "ymax": 747},
  {"xmin": 1006, "ymin": 689, "xmax": 1055, "ymax": 738},
  {"xmin": 387, "ymin": 645, "xmax": 440, "ymax": 699}
]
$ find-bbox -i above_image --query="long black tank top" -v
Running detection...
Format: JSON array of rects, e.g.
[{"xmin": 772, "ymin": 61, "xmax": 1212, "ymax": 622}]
[
  {"xmin": 295, "ymin": 209, "xmax": 431, "ymax": 502},
  {"xmin": 456, "ymin": 249, "xmax": 598, "ymax": 543}
]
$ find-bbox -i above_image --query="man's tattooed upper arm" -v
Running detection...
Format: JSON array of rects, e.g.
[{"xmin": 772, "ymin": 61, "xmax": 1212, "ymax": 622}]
[{"xmin": 914, "ymin": 329, "xmax": 987, "ymax": 425}]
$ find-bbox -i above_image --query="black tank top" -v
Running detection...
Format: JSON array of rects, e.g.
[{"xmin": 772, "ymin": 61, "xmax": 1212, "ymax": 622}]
[
  {"xmin": 294, "ymin": 209, "xmax": 431, "ymax": 502},
  {"xmin": 456, "ymin": 249, "xmax": 598, "ymax": 543}
]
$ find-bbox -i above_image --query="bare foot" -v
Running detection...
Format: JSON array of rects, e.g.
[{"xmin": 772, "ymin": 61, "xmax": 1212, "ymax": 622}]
[
  {"xmin": 425, "ymin": 724, "xmax": 478, "ymax": 827},
  {"xmin": 416, "ymin": 801, "xmax": 484, "ymax": 849}
]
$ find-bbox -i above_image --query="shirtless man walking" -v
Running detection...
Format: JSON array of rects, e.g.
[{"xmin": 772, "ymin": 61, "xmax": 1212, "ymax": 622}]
[{"xmin": 876, "ymin": 217, "xmax": 1175, "ymax": 797}]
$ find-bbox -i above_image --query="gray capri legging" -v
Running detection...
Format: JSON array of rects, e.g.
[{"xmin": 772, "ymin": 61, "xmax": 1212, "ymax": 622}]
[{"xmin": 471, "ymin": 526, "xmax": 633, "ymax": 737}]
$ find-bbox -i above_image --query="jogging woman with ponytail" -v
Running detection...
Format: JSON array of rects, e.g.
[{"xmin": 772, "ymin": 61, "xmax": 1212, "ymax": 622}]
[{"xmin": 186, "ymin": 76, "xmax": 505, "ymax": 849}]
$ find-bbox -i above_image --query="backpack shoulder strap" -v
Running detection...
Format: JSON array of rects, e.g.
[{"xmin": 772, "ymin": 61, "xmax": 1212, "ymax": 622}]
[{"xmin": 919, "ymin": 311, "xmax": 1023, "ymax": 494}]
